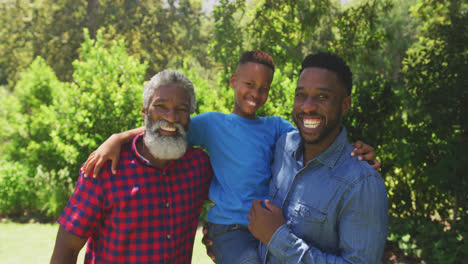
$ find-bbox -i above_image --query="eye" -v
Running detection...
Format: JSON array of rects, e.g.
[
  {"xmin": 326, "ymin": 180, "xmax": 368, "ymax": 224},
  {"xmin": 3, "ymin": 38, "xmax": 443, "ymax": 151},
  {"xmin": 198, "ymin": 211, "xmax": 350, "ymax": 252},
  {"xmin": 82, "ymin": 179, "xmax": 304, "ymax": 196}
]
[
  {"xmin": 245, "ymin": 82, "xmax": 254, "ymax": 87},
  {"xmin": 177, "ymin": 107, "xmax": 189, "ymax": 113},
  {"xmin": 318, "ymin": 94, "xmax": 329, "ymax": 100},
  {"xmin": 153, "ymin": 104, "xmax": 166, "ymax": 110},
  {"xmin": 295, "ymin": 92, "xmax": 305, "ymax": 99}
]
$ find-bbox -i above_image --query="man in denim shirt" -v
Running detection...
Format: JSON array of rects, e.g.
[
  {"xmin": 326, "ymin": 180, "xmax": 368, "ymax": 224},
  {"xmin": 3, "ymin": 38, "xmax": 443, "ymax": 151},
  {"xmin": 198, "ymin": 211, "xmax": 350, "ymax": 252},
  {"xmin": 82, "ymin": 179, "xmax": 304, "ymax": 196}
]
[{"xmin": 248, "ymin": 52, "xmax": 388, "ymax": 263}]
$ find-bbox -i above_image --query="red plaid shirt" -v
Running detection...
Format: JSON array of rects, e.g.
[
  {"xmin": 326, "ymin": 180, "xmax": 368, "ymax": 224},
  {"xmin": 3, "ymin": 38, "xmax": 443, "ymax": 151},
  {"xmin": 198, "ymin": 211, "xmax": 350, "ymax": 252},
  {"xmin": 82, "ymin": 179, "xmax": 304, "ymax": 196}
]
[{"xmin": 58, "ymin": 133, "xmax": 213, "ymax": 263}]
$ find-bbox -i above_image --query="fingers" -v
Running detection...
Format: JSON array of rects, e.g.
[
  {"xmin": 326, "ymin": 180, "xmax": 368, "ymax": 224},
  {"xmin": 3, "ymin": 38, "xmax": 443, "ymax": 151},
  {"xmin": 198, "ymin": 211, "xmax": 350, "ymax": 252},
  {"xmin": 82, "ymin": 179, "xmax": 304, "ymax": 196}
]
[
  {"xmin": 249, "ymin": 200, "xmax": 259, "ymax": 219},
  {"xmin": 371, "ymin": 160, "xmax": 381, "ymax": 171},
  {"xmin": 202, "ymin": 222, "xmax": 209, "ymax": 235},
  {"xmin": 201, "ymin": 234, "xmax": 213, "ymax": 247},
  {"xmin": 208, "ymin": 252, "xmax": 216, "ymax": 263},
  {"xmin": 201, "ymin": 222, "xmax": 213, "ymax": 246},
  {"xmin": 350, "ymin": 141, "xmax": 373, "ymax": 157},
  {"xmin": 92, "ymin": 157, "xmax": 105, "ymax": 178},
  {"xmin": 251, "ymin": 199, "xmax": 263, "ymax": 212},
  {"xmin": 200, "ymin": 222, "xmax": 216, "ymax": 263},
  {"xmin": 351, "ymin": 140, "xmax": 363, "ymax": 149},
  {"xmin": 83, "ymin": 152, "xmax": 96, "ymax": 178},
  {"xmin": 111, "ymin": 159, "xmax": 118, "ymax": 175},
  {"xmin": 249, "ymin": 199, "xmax": 265, "ymax": 224},
  {"xmin": 264, "ymin": 199, "xmax": 277, "ymax": 213},
  {"xmin": 248, "ymin": 212, "xmax": 254, "ymax": 223},
  {"xmin": 81, "ymin": 151, "xmax": 96, "ymax": 178},
  {"xmin": 358, "ymin": 151, "xmax": 376, "ymax": 162}
]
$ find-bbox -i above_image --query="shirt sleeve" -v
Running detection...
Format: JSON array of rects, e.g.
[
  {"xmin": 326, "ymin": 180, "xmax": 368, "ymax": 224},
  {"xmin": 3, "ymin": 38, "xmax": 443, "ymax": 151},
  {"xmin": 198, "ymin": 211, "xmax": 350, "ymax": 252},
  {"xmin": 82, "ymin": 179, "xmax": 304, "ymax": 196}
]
[
  {"xmin": 57, "ymin": 170, "xmax": 105, "ymax": 238},
  {"xmin": 187, "ymin": 113, "xmax": 209, "ymax": 148},
  {"xmin": 277, "ymin": 117, "xmax": 296, "ymax": 137},
  {"xmin": 266, "ymin": 174, "xmax": 388, "ymax": 263},
  {"xmin": 199, "ymin": 151, "xmax": 214, "ymax": 201}
]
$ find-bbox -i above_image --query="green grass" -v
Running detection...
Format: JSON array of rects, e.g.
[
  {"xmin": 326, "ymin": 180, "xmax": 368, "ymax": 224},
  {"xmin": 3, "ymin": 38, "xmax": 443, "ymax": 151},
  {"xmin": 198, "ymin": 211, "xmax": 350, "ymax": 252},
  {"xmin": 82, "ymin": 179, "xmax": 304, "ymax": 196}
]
[{"xmin": 0, "ymin": 221, "xmax": 214, "ymax": 263}]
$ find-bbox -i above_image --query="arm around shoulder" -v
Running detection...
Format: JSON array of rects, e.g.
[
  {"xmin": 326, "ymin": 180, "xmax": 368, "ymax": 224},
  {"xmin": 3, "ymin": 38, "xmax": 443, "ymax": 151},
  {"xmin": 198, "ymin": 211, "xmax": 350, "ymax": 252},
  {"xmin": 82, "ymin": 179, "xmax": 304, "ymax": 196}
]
[
  {"xmin": 50, "ymin": 226, "xmax": 88, "ymax": 264},
  {"xmin": 83, "ymin": 126, "xmax": 144, "ymax": 177}
]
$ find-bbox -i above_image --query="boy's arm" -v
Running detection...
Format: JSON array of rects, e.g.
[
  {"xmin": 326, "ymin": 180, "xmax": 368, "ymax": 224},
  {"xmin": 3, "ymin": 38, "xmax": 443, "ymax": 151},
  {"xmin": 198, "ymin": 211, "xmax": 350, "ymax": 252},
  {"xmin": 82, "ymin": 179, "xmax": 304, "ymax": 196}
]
[
  {"xmin": 83, "ymin": 127, "xmax": 144, "ymax": 177},
  {"xmin": 50, "ymin": 226, "xmax": 87, "ymax": 264}
]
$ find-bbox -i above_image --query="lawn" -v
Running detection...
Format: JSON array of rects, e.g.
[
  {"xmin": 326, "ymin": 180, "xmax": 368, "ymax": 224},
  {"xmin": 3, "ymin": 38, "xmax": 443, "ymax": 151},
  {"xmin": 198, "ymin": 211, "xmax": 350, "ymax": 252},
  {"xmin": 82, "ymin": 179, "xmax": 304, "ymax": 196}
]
[{"xmin": 0, "ymin": 221, "xmax": 214, "ymax": 264}]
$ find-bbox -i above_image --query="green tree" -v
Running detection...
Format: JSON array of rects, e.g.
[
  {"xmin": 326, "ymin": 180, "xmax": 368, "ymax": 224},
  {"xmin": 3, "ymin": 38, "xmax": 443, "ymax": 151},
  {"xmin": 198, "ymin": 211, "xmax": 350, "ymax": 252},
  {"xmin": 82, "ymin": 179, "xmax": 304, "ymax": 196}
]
[
  {"xmin": 395, "ymin": 0, "xmax": 467, "ymax": 260},
  {"xmin": 0, "ymin": 0, "xmax": 209, "ymax": 87}
]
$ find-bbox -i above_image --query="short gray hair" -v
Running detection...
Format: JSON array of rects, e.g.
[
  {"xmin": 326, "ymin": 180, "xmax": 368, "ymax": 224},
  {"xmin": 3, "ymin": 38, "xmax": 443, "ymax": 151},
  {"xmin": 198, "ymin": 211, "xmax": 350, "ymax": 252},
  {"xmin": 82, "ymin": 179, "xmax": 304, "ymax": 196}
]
[{"xmin": 143, "ymin": 71, "xmax": 197, "ymax": 114}]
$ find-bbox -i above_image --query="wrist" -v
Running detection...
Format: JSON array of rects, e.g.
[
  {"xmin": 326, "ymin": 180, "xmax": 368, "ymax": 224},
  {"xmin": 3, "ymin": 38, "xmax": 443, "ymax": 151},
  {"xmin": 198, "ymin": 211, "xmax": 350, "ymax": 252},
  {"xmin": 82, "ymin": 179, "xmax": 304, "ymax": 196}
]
[{"xmin": 113, "ymin": 130, "xmax": 134, "ymax": 143}]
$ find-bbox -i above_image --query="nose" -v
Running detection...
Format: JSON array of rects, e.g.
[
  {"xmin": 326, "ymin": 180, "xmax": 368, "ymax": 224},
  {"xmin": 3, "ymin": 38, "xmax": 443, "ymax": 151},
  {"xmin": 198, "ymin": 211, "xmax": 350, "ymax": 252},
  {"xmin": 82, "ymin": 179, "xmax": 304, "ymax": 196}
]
[
  {"xmin": 163, "ymin": 108, "xmax": 178, "ymax": 123},
  {"xmin": 302, "ymin": 96, "xmax": 318, "ymax": 113},
  {"xmin": 250, "ymin": 87, "xmax": 260, "ymax": 99}
]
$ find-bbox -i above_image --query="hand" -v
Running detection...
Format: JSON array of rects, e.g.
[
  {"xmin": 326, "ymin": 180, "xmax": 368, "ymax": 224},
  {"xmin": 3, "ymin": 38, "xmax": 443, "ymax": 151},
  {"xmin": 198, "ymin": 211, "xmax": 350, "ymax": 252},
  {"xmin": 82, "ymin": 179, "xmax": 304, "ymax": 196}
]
[
  {"xmin": 351, "ymin": 140, "xmax": 381, "ymax": 171},
  {"xmin": 248, "ymin": 199, "xmax": 285, "ymax": 245},
  {"xmin": 82, "ymin": 134, "xmax": 122, "ymax": 178},
  {"xmin": 201, "ymin": 222, "xmax": 216, "ymax": 263}
]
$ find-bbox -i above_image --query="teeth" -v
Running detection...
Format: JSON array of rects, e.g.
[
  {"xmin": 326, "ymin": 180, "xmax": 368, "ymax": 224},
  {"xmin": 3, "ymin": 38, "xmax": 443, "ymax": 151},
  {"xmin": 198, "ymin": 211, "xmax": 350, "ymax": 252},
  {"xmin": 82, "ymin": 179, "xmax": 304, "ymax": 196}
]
[
  {"xmin": 246, "ymin": 100, "xmax": 256, "ymax": 107},
  {"xmin": 303, "ymin": 119, "xmax": 320, "ymax": 129},
  {"xmin": 161, "ymin": 126, "xmax": 176, "ymax": 132}
]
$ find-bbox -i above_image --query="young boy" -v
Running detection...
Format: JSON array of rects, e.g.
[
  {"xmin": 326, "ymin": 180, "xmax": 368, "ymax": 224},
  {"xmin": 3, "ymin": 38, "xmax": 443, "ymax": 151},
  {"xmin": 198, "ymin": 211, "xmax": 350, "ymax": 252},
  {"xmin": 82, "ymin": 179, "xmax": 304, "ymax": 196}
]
[{"xmin": 83, "ymin": 51, "xmax": 378, "ymax": 263}]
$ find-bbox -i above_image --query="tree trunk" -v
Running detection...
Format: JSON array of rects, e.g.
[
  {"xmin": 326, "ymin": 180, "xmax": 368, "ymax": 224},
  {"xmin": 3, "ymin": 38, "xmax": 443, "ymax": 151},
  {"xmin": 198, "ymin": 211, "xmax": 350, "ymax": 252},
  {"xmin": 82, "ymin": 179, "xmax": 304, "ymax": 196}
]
[{"xmin": 87, "ymin": 0, "xmax": 99, "ymax": 40}]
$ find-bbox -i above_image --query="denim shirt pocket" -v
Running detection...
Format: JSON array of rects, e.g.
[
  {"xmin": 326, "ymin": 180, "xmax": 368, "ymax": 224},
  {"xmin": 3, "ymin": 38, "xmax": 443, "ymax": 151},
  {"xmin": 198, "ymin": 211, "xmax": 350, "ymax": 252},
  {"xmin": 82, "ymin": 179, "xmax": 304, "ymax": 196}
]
[
  {"xmin": 289, "ymin": 202, "xmax": 327, "ymax": 242},
  {"xmin": 295, "ymin": 202, "xmax": 327, "ymax": 222}
]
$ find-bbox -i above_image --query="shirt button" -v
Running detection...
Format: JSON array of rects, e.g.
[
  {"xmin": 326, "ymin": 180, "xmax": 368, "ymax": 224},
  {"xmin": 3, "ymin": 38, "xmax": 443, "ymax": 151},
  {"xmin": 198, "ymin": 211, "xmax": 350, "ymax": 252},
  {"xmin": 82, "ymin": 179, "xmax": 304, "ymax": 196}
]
[
  {"xmin": 162, "ymin": 171, "xmax": 166, "ymax": 176},
  {"xmin": 167, "ymin": 234, "xmax": 171, "ymax": 239},
  {"xmin": 165, "ymin": 202, "xmax": 170, "ymax": 208}
]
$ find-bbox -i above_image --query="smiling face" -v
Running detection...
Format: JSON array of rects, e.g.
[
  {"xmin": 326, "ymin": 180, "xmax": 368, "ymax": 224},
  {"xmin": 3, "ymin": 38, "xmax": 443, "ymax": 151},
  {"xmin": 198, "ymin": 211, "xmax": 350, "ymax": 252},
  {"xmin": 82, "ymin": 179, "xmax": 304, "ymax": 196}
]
[
  {"xmin": 230, "ymin": 62, "xmax": 274, "ymax": 119},
  {"xmin": 293, "ymin": 67, "xmax": 351, "ymax": 148},
  {"xmin": 145, "ymin": 83, "xmax": 190, "ymax": 132},
  {"xmin": 142, "ymin": 83, "xmax": 190, "ymax": 160}
]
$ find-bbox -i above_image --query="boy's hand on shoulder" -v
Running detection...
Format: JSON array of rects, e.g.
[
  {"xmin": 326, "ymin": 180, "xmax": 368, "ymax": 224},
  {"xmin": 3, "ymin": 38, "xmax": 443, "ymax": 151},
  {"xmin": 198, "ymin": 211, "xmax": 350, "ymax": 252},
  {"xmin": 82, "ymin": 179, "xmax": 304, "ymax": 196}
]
[
  {"xmin": 351, "ymin": 140, "xmax": 381, "ymax": 171},
  {"xmin": 82, "ymin": 134, "xmax": 123, "ymax": 178}
]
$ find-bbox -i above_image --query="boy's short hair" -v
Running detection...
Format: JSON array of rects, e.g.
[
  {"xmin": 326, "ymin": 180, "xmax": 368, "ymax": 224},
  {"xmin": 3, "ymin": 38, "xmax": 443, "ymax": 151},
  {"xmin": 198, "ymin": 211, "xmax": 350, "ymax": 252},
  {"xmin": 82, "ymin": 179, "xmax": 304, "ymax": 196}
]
[
  {"xmin": 238, "ymin": 50, "xmax": 275, "ymax": 72},
  {"xmin": 300, "ymin": 52, "xmax": 352, "ymax": 96}
]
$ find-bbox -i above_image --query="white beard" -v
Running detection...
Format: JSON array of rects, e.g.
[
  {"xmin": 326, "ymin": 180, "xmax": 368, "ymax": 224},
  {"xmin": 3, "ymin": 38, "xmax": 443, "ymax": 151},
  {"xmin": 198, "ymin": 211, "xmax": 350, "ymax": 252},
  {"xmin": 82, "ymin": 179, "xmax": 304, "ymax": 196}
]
[{"xmin": 143, "ymin": 119, "xmax": 188, "ymax": 160}]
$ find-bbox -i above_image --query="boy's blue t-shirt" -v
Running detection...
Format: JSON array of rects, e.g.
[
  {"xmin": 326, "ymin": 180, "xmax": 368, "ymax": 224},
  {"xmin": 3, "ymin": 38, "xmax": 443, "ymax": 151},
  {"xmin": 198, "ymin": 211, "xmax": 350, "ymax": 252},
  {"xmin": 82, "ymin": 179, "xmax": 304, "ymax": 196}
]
[{"xmin": 187, "ymin": 112, "xmax": 296, "ymax": 226}]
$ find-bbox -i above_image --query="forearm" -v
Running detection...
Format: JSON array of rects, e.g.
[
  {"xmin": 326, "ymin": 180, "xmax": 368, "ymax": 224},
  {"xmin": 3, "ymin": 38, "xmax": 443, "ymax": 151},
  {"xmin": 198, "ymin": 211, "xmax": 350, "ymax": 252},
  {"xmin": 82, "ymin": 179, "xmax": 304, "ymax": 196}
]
[
  {"xmin": 115, "ymin": 126, "xmax": 144, "ymax": 143},
  {"xmin": 50, "ymin": 227, "xmax": 87, "ymax": 264},
  {"xmin": 267, "ymin": 225, "xmax": 350, "ymax": 263},
  {"xmin": 50, "ymin": 250, "xmax": 79, "ymax": 264},
  {"xmin": 268, "ymin": 225, "xmax": 382, "ymax": 264}
]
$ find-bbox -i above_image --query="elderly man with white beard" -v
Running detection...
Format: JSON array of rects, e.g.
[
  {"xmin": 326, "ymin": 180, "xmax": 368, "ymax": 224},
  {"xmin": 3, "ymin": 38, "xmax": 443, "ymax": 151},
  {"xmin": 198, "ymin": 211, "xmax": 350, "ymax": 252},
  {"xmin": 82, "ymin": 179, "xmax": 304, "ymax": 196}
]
[{"xmin": 50, "ymin": 71, "xmax": 213, "ymax": 264}]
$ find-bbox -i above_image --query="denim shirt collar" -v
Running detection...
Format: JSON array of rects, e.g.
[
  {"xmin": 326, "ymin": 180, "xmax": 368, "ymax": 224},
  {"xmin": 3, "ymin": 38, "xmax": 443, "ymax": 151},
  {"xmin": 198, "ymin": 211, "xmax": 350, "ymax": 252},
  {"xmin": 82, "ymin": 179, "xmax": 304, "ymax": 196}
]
[{"xmin": 291, "ymin": 126, "xmax": 348, "ymax": 168}]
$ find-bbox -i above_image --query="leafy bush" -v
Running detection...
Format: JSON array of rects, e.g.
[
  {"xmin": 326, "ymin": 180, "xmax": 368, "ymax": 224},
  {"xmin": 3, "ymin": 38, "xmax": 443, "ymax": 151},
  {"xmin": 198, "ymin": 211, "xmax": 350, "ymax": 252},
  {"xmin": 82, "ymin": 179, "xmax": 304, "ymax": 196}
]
[
  {"xmin": 0, "ymin": 29, "xmax": 148, "ymax": 219},
  {"xmin": 388, "ymin": 216, "xmax": 466, "ymax": 263},
  {"xmin": 0, "ymin": 161, "xmax": 35, "ymax": 215},
  {"xmin": 34, "ymin": 166, "xmax": 75, "ymax": 219}
]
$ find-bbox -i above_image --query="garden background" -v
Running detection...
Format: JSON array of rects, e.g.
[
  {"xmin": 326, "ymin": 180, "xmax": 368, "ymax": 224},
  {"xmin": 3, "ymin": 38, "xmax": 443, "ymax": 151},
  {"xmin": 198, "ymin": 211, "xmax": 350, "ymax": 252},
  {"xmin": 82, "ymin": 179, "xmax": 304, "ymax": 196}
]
[{"xmin": 0, "ymin": 0, "xmax": 466, "ymax": 263}]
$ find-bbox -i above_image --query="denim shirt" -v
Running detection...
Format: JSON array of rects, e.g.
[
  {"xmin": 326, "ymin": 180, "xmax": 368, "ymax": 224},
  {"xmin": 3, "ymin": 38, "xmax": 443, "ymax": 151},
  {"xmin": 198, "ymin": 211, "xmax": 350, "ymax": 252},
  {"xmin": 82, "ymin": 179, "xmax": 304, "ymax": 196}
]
[{"xmin": 258, "ymin": 127, "xmax": 388, "ymax": 264}]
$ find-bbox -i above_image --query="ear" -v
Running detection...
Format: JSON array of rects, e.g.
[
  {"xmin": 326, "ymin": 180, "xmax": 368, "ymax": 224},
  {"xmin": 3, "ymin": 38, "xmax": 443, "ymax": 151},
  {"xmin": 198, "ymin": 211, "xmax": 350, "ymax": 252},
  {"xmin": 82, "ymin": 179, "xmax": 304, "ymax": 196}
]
[
  {"xmin": 142, "ymin": 107, "xmax": 146, "ymax": 119},
  {"xmin": 229, "ymin": 73, "xmax": 237, "ymax": 89},
  {"xmin": 342, "ymin": 96, "xmax": 351, "ymax": 117}
]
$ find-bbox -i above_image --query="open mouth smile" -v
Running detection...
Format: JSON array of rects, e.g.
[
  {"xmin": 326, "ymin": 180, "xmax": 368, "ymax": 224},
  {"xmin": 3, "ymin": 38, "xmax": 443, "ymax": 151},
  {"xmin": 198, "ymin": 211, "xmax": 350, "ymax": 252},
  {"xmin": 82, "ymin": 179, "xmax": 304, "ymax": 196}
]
[{"xmin": 246, "ymin": 99, "xmax": 257, "ymax": 107}]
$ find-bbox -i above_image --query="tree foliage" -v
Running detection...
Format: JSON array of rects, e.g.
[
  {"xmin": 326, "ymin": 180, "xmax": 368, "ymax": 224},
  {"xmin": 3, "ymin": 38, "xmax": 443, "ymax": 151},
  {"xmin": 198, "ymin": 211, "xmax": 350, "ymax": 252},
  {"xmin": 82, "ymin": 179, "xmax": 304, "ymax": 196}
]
[
  {"xmin": 1, "ymin": 29, "xmax": 147, "ymax": 217},
  {"xmin": 0, "ymin": 0, "xmax": 209, "ymax": 87}
]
